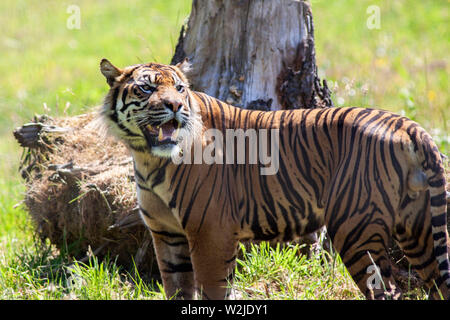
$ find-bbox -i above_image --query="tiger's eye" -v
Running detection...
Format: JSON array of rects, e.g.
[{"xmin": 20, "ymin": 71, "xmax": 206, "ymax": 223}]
[
  {"xmin": 139, "ymin": 84, "xmax": 155, "ymax": 94},
  {"xmin": 176, "ymin": 85, "xmax": 184, "ymax": 93}
]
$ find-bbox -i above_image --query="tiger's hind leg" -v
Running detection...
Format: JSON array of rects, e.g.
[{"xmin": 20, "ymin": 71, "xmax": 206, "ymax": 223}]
[
  {"xmin": 394, "ymin": 191, "xmax": 449, "ymax": 299},
  {"xmin": 325, "ymin": 204, "xmax": 401, "ymax": 299}
]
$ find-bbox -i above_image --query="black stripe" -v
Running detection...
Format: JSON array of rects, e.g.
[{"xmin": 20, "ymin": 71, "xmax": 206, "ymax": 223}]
[
  {"xmin": 161, "ymin": 260, "xmax": 193, "ymax": 273},
  {"xmin": 335, "ymin": 108, "xmax": 356, "ymax": 161},
  {"xmin": 137, "ymin": 182, "xmax": 152, "ymax": 192},
  {"xmin": 175, "ymin": 254, "xmax": 191, "ymax": 261},
  {"xmin": 139, "ymin": 207, "xmax": 152, "ymax": 219},
  {"xmin": 119, "ymin": 87, "xmax": 129, "ymax": 112},
  {"xmin": 430, "ymin": 193, "xmax": 447, "ymax": 206},
  {"xmin": 278, "ymin": 204, "xmax": 293, "ymax": 242},
  {"xmin": 429, "ymin": 178, "xmax": 445, "ymax": 187},
  {"xmin": 434, "ymin": 245, "xmax": 448, "ymax": 257},
  {"xmin": 411, "ymin": 255, "xmax": 435, "ymax": 271},
  {"xmin": 110, "ymin": 87, "xmax": 119, "ymax": 112},
  {"xmin": 438, "ymin": 260, "xmax": 450, "ymax": 273},
  {"xmin": 128, "ymin": 143, "xmax": 147, "ymax": 152},
  {"xmin": 433, "ymin": 231, "xmax": 447, "ymax": 241},
  {"xmin": 169, "ymin": 164, "xmax": 188, "ymax": 209},
  {"xmin": 225, "ymin": 255, "xmax": 237, "ymax": 264},
  {"xmin": 150, "ymin": 229, "xmax": 185, "ymax": 238},
  {"xmin": 181, "ymin": 175, "xmax": 202, "ymax": 229},
  {"xmin": 196, "ymin": 167, "xmax": 219, "ymax": 232},
  {"xmin": 134, "ymin": 164, "xmax": 146, "ymax": 182},
  {"xmin": 216, "ymin": 99, "xmax": 227, "ymax": 130},
  {"xmin": 151, "ymin": 166, "xmax": 166, "ymax": 188},
  {"xmin": 160, "ymin": 239, "xmax": 188, "ymax": 246},
  {"xmin": 431, "ymin": 213, "xmax": 447, "ymax": 227},
  {"xmin": 251, "ymin": 205, "xmax": 278, "ymax": 241}
]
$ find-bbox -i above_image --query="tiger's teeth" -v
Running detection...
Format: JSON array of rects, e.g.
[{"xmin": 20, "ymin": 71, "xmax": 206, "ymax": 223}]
[
  {"xmin": 147, "ymin": 124, "xmax": 153, "ymax": 131},
  {"xmin": 172, "ymin": 122, "xmax": 181, "ymax": 139},
  {"xmin": 158, "ymin": 127, "xmax": 163, "ymax": 141}
]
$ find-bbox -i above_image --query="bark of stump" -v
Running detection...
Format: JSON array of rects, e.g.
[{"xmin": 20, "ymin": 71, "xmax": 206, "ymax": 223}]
[{"xmin": 171, "ymin": 0, "xmax": 333, "ymax": 110}]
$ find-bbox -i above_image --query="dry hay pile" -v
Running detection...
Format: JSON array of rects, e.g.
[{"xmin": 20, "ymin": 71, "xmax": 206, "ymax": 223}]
[{"xmin": 14, "ymin": 112, "xmax": 158, "ymax": 276}]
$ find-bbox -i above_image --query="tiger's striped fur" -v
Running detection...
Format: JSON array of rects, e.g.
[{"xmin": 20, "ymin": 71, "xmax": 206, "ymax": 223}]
[{"xmin": 100, "ymin": 59, "xmax": 449, "ymax": 300}]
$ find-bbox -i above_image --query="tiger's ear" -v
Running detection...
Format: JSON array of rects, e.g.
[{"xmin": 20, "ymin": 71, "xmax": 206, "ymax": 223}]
[
  {"xmin": 175, "ymin": 57, "xmax": 191, "ymax": 74},
  {"xmin": 100, "ymin": 58, "xmax": 123, "ymax": 87}
]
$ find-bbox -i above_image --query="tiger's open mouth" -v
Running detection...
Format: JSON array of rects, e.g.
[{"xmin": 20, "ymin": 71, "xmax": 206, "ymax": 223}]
[{"xmin": 141, "ymin": 118, "xmax": 182, "ymax": 147}]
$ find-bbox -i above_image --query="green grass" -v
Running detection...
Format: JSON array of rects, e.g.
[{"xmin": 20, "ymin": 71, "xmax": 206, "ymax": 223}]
[
  {"xmin": 0, "ymin": 239, "xmax": 166, "ymax": 299},
  {"xmin": 233, "ymin": 242, "xmax": 364, "ymax": 300},
  {"xmin": 0, "ymin": 0, "xmax": 448, "ymax": 299}
]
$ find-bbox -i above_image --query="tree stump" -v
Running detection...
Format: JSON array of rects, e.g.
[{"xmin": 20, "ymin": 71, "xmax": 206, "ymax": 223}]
[{"xmin": 172, "ymin": 0, "xmax": 333, "ymax": 110}]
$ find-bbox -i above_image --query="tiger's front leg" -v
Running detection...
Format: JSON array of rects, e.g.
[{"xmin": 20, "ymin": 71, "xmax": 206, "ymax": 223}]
[
  {"xmin": 186, "ymin": 226, "xmax": 239, "ymax": 300},
  {"xmin": 138, "ymin": 190, "xmax": 194, "ymax": 299},
  {"xmin": 150, "ymin": 228, "xmax": 195, "ymax": 299}
]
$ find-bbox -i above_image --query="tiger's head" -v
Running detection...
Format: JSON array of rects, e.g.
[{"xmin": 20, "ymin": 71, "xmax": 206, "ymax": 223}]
[{"xmin": 100, "ymin": 59, "xmax": 202, "ymax": 158}]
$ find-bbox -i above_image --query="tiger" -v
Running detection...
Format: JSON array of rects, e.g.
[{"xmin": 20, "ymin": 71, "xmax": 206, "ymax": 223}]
[{"xmin": 99, "ymin": 58, "xmax": 450, "ymax": 300}]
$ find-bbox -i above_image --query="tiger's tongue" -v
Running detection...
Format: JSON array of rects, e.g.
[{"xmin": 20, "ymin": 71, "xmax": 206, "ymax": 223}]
[
  {"xmin": 143, "ymin": 122, "xmax": 177, "ymax": 141},
  {"xmin": 160, "ymin": 122, "xmax": 175, "ymax": 139}
]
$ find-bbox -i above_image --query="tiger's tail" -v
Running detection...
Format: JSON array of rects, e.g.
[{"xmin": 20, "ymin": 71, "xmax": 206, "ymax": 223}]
[{"xmin": 409, "ymin": 126, "xmax": 450, "ymax": 297}]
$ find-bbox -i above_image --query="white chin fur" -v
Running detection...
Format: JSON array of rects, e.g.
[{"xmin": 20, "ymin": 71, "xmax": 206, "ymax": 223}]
[{"xmin": 151, "ymin": 144, "xmax": 180, "ymax": 159}]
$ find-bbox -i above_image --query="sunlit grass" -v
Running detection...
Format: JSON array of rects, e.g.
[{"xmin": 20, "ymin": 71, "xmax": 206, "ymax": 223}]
[
  {"xmin": 0, "ymin": 237, "xmax": 166, "ymax": 300},
  {"xmin": 233, "ymin": 242, "xmax": 364, "ymax": 300}
]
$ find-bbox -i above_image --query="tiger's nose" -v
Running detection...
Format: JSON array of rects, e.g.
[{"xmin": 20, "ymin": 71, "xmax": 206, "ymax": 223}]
[{"xmin": 164, "ymin": 100, "xmax": 183, "ymax": 113}]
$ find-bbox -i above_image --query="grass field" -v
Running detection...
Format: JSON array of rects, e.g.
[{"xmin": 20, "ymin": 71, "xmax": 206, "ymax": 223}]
[{"xmin": 0, "ymin": 0, "xmax": 448, "ymax": 299}]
